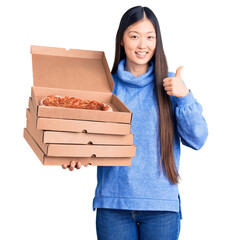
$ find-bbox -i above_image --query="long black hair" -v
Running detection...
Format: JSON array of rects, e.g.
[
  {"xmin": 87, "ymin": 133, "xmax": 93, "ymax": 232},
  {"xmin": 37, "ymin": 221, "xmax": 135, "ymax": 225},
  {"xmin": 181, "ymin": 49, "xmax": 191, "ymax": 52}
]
[{"xmin": 112, "ymin": 6, "xmax": 180, "ymax": 184}]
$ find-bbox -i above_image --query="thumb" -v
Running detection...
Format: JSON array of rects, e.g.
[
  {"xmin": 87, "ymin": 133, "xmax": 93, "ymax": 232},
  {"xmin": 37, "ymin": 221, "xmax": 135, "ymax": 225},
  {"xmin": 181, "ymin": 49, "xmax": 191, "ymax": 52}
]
[{"xmin": 175, "ymin": 66, "xmax": 184, "ymax": 78}]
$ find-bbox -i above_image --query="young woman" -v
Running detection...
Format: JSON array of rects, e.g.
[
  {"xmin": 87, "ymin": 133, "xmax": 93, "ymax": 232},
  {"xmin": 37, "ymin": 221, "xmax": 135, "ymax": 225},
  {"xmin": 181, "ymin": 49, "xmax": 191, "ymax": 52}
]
[{"xmin": 63, "ymin": 6, "xmax": 208, "ymax": 240}]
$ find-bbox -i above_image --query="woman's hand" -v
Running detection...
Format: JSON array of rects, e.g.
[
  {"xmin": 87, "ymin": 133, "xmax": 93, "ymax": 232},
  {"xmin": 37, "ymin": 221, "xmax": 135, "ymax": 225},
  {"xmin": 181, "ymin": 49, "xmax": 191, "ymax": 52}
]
[
  {"xmin": 62, "ymin": 161, "xmax": 89, "ymax": 171},
  {"xmin": 163, "ymin": 66, "xmax": 189, "ymax": 97}
]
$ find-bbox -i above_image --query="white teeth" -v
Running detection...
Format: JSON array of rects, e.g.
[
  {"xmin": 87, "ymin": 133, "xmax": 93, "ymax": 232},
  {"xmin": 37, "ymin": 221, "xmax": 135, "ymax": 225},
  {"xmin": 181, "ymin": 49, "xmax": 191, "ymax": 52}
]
[{"xmin": 136, "ymin": 52, "xmax": 147, "ymax": 55}]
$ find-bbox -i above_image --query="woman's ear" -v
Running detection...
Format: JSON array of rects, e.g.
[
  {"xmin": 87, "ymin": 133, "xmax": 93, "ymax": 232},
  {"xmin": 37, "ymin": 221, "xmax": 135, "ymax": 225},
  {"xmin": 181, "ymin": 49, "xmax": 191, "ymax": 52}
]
[{"xmin": 121, "ymin": 40, "xmax": 124, "ymax": 46}]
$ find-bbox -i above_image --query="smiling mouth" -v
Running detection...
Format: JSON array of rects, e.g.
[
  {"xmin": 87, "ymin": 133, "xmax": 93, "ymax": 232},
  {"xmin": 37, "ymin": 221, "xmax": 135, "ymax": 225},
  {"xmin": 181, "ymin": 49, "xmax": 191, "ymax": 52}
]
[{"xmin": 135, "ymin": 52, "xmax": 148, "ymax": 55}]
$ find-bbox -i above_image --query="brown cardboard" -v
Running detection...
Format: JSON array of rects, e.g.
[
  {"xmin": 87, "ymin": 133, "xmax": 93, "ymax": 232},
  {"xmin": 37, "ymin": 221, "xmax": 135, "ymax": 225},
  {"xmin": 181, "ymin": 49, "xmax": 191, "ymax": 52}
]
[
  {"xmin": 24, "ymin": 45, "xmax": 137, "ymax": 166},
  {"xmin": 25, "ymin": 118, "xmax": 136, "ymax": 158},
  {"xmin": 43, "ymin": 130, "xmax": 133, "ymax": 145},
  {"xmin": 37, "ymin": 117, "xmax": 131, "ymax": 135},
  {"xmin": 31, "ymin": 45, "xmax": 132, "ymax": 123},
  {"xmin": 29, "ymin": 97, "xmax": 131, "ymax": 135},
  {"xmin": 31, "ymin": 87, "xmax": 131, "ymax": 123},
  {"xmin": 31, "ymin": 45, "xmax": 113, "ymax": 92},
  {"xmin": 24, "ymin": 128, "xmax": 132, "ymax": 166},
  {"xmin": 29, "ymin": 101, "xmax": 131, "ymax": 135},
  {"xmin": 45, "ymin": 144, "xmax": 136, "ymax": 157},
  {"xmin": 27, "ymin": 107, "xmax": 134, "ymax": 145}
]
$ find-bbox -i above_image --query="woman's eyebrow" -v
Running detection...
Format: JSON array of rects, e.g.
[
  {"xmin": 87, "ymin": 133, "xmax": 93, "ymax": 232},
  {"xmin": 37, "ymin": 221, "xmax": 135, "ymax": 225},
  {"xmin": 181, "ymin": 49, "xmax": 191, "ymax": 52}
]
[{"xmin": 128, "ymin": 31, "xmax": 156, "ymax": 34}]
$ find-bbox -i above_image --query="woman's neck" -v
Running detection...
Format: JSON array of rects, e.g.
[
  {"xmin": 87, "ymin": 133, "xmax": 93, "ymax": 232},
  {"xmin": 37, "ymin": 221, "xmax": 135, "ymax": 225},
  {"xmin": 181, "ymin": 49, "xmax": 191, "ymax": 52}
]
[{"xmin": 125, "ymin": 58, "xmax": 148, "ymax": 77}]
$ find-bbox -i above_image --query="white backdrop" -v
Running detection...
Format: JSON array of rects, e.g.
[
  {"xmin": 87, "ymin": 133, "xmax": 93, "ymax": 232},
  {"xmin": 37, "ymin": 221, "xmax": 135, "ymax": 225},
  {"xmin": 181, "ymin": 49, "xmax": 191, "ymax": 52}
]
[{"xmin": 0, "ymin": 0, "xmax": 231, "ymax": 239}]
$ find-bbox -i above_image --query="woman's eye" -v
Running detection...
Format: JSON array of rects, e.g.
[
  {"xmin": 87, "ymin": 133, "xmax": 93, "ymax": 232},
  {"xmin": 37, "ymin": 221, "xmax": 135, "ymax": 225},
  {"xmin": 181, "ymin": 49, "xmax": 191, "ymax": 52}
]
[
  {"xmin": 148, "ymin": 36, "xmax": 154, "ymax": 39},
  {"xmin": 131, "ymin": 35, "xmax": 138, "ymax": 39}
]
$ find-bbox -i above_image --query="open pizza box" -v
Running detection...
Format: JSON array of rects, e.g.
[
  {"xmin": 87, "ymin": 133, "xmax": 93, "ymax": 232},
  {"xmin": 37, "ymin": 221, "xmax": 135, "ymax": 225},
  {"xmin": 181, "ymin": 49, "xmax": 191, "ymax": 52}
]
[
  {"xmin": 30, "ymin": 45, "xmax": 132, "ymax": 124},
  {"xmin": 24, "ymin": 45, "xmax": 137, "ymax": 166},
  {"xmin": 24, "ymin": 128, "xmax": 132, "ymax": 166},
  {"xmin": 28, "ymin": 97, "xmax": 131, "ymax": 135}
]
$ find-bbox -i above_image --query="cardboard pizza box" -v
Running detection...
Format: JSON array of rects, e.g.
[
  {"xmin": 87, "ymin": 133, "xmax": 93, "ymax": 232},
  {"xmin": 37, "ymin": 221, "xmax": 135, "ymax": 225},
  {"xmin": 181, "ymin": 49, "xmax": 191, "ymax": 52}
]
[
  {"xmin": 25, "ymin": 45, "xmax": 137, "ymax": 166},
  {"xmin": 25, "ymin": 117, "xmax": 136, "ymax": 158},
  {"xmin": 23, "ymin": 128, "xmax": 132, "ymax": 166},
  {"xmin": 30, "ymin": 45, "xmax": 132, "ymax": 124},
  {"xmin": 28, "ymin": 97, "xmax": 131, "ymax": 135},
  {"xmin": 26, "ymin": 107, "xmax": 134, "ymax": 145}
]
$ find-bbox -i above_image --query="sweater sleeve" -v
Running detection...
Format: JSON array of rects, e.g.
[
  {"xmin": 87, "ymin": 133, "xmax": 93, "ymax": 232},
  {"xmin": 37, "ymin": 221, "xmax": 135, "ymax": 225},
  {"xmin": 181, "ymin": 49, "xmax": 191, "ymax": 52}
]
[{"xmin": 168, "ymin": 72, "xmax": 208, "ymax": 150}]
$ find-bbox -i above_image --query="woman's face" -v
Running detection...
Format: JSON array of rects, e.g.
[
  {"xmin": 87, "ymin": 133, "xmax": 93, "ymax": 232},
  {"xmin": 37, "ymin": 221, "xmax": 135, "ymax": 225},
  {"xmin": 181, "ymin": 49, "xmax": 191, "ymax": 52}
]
[{"xmin": 121, "ymin": 17, "xmax": 156, "ymax": 67}]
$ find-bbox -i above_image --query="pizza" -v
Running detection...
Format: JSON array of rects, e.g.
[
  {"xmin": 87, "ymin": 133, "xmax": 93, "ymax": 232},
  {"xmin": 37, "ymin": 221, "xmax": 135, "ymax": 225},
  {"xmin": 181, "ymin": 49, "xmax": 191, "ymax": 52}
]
[{"xmin": 40, "ymin": 95, "xmax": 113, "ymax": 112}]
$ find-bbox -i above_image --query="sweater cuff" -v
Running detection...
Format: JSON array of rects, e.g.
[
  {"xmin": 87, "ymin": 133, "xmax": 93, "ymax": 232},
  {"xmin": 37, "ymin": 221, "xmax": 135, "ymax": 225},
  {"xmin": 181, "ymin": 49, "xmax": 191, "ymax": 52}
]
[{"xmin": 175, "ymin": 90, "xmax": 194, "ymax": 107}]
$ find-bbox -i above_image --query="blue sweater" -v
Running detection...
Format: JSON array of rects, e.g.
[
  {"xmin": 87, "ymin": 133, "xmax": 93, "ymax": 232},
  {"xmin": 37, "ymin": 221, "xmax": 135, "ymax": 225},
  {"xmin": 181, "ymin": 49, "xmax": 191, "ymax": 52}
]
[{"xmin": 92, "ymin": 59, "xmax": 208, "ymax": 219}]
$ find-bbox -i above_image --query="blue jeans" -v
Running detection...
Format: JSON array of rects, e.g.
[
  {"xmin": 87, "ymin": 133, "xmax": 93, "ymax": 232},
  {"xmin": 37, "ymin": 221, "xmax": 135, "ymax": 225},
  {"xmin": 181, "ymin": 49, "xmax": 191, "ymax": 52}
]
[{"xmin": 96, "ymin": 208, "xmax": 181, "ymax": 240}]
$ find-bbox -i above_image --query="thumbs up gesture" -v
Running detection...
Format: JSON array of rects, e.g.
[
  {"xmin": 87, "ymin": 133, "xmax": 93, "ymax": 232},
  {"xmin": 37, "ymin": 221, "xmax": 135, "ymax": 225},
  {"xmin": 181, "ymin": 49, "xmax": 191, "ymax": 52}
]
[{"xmin": 163, "ymin": 66, "xmax": 189, "ymax": 97}]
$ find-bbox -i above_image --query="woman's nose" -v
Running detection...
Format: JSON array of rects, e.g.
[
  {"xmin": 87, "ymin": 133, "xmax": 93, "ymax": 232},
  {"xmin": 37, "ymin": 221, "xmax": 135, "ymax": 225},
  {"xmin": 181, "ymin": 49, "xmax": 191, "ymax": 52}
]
[{"xmin": 137, "ymin": 37, "xmax": 146, "ymax": 48}]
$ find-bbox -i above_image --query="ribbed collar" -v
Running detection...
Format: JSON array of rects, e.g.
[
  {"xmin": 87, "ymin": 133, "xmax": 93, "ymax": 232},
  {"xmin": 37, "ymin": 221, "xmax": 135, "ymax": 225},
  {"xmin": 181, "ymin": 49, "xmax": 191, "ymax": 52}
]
[{"xmin": 115, "ymin": 59, "xmax": 154, "ymax": 88}]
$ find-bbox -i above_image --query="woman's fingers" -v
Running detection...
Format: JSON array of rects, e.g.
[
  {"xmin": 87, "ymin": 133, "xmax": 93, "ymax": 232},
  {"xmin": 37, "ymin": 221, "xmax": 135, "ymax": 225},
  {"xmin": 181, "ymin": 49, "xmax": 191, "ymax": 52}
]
[
  {"xmin": 164, "ymin": 87, "xmax": 172, "ymax": 91},
  {"xmin": 62, "ymin": 161, "xmax": 89, "ymax": 170},
  {"xmin": 62, "ymin": 164, "xmax": 68, "ymax": 169},
  {"xmin": 163, "ymin": 81, "xmax": 173, "ymax": 87},
  {"xmin": 69, "ymin": 160, "xmax": 76, "ymax": 171},
  {"xmin": 76, "ymin": 162, "xmax": 82, "ymax": 169},
  {"xmin": 162, "ymin": 77, "xmax": 172, "ymax": 83}
]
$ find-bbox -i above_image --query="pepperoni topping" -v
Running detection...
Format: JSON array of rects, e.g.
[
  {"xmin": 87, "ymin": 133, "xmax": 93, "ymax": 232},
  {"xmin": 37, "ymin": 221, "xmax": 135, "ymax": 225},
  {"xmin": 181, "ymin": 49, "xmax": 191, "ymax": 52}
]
[{"xmin": 40, "ymin": 95, "xmax": 113, "ymax": 111}]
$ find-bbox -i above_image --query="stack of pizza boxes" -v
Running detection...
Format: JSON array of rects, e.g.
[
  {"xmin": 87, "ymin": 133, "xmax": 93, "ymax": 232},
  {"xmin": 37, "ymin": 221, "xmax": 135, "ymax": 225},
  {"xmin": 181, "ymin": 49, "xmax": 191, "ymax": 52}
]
[{"xmin": 24, "ymin": 45, "xmax": 137, "ymax": 166}]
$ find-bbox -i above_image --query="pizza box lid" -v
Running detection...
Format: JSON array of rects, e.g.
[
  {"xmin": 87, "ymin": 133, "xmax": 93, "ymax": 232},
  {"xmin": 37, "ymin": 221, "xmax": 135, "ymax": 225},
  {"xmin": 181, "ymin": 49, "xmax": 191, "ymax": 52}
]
[{"xmin": 31, "ymin": 45, "xmax": 114, "ymax": 93}]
